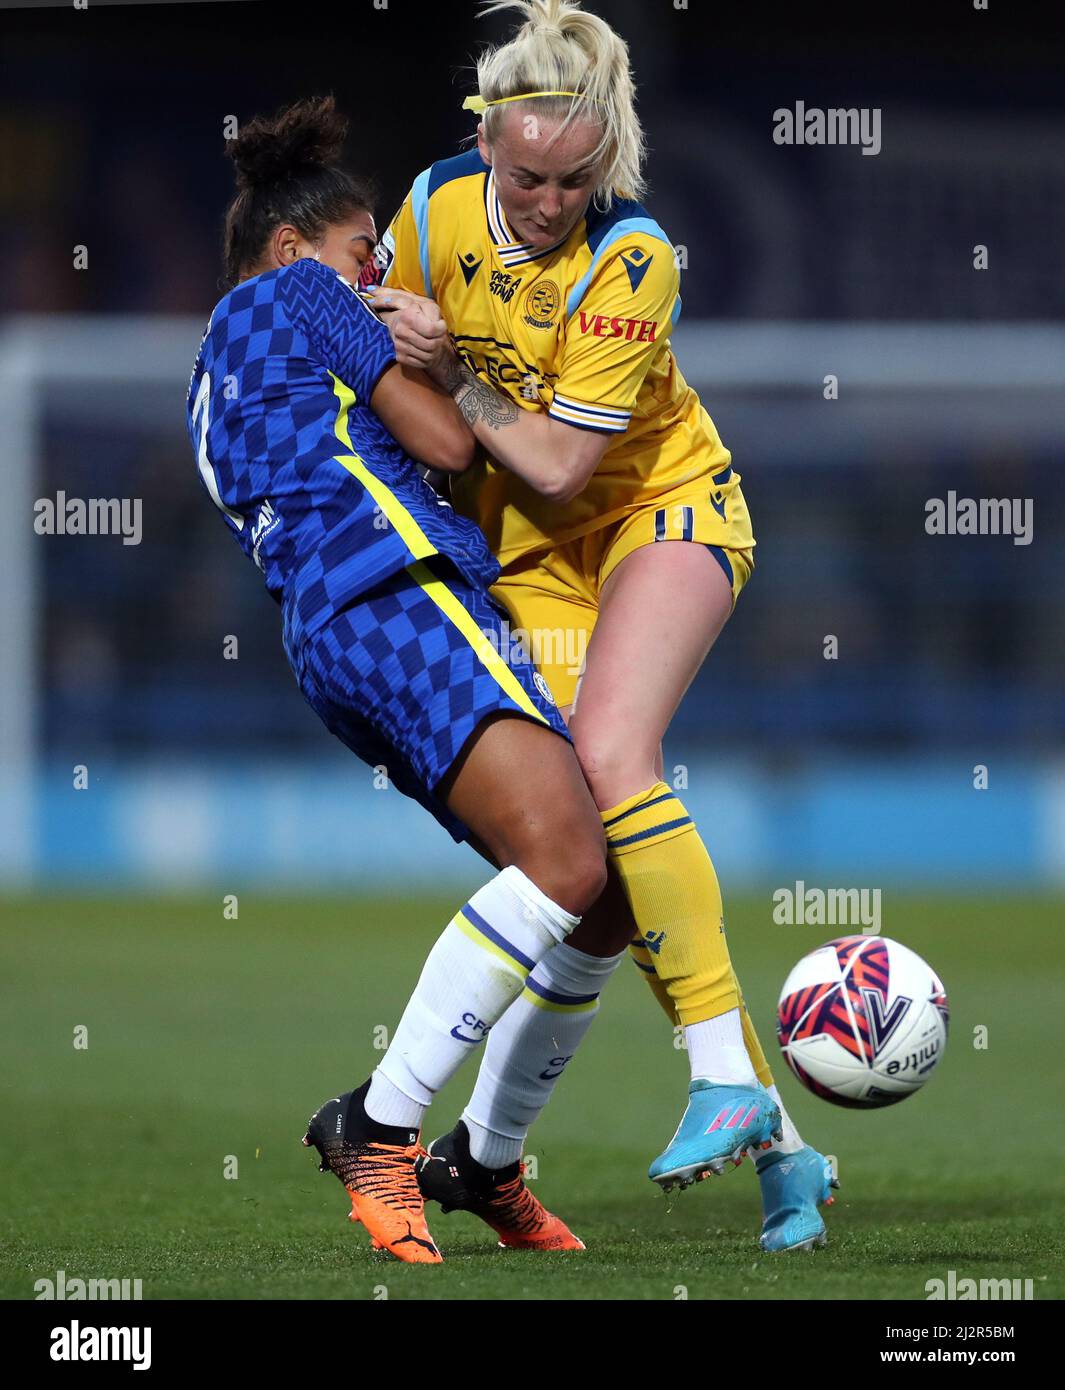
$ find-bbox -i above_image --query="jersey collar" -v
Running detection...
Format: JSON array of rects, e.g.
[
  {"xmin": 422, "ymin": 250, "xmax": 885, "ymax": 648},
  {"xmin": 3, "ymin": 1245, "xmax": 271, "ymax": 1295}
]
[{"xmin": 485, "ymin": 168, "xmax": 570, "ymax": 268}]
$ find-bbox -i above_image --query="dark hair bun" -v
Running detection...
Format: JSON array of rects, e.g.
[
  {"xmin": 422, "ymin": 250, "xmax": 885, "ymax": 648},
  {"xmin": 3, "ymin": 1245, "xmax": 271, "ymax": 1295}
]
[{"xmin": 226, "ymin": 95, "xmax": 348, "ymax": 190}]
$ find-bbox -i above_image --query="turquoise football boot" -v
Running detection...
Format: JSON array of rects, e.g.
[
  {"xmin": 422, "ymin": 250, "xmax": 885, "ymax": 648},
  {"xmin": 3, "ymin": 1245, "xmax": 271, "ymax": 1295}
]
[
  {"xmin": 649, "ymin": 1080, "xmax": 782, "ymax": 1191},
  {"xmin": 756, "ymin": 1145, "xmax": 839, "ymax": 1252}
]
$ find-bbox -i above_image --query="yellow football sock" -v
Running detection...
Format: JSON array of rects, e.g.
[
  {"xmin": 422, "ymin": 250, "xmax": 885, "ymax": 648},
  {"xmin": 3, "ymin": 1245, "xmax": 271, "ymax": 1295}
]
[
  {"xmin": 737, "ymin": 983, "xmax": 775, "ymax": 1089},
  {"xmin": 610, "ymin": 783, "xmax": 775, "ymax": 1083},
  {"xmin": 628, "ymin": 934, "xmax": 679, "ymax": 1022},
  {"xmin": 603, "ymin": 782, "xmax": 739, "ymax": 1028},
  {"xmin": 629, "ymin": 935, "xmax": 775, "ymax": 1086}
]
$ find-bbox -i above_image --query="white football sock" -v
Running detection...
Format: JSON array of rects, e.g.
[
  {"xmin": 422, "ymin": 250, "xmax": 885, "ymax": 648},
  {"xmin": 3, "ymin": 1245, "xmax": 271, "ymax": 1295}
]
[
  {"xmin": 764, "ymin": 1082, "xmax": 805, "ymax": 1156},
  {"xmin": 685, "ymin": 1008, "xmax": 759, "ymax": 1087},
  {"xmin": 365, "ymin": 1069, "xmax": 423, "ymax": 1129},
  {"xmin": 462, "ymin": 941, "xmax": 626, "ymax": 1169},
  {"xmin": 366, "ymin": 866, "xmax": 578, "ymax": 1130}
]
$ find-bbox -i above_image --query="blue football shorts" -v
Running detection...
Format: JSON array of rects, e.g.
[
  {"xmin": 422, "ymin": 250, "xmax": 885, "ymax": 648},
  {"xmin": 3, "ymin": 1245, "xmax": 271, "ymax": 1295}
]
[{"xmin": 282, "ymin": 555, "xmax": 570, "ymax": 841}]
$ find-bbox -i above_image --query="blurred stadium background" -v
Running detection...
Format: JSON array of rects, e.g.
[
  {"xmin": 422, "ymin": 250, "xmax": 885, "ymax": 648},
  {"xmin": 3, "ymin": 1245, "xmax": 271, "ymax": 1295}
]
[{"xmin": 0, "ymin": 0, "xmax": 1060, "ymax": 894}]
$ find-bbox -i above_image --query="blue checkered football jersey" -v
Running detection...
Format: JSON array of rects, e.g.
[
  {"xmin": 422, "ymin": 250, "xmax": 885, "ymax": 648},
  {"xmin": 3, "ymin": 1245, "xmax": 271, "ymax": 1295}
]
[{"xmin": 186, "ymin": 256, "xmax": 499, "ymax": 635}]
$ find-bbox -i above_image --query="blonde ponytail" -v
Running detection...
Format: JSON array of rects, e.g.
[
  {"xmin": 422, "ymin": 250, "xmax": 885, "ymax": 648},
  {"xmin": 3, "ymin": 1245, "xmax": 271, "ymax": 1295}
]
[{"xmin": 470, "ymin": 0, "xmax": 647, "ymax": 210}]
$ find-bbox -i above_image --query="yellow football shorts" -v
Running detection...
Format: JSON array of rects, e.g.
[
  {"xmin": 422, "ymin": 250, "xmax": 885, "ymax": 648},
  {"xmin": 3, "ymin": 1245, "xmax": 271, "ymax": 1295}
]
[{"xmin": 491, "ymin": 474, "xmax": 755, "ymax": 709}]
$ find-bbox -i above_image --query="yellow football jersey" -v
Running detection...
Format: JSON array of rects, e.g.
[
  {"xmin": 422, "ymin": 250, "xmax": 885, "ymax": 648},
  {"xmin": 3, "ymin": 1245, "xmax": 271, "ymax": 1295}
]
[{"xmin": 376, "ymin": 148, "xmax": 743, "ymax": 568}]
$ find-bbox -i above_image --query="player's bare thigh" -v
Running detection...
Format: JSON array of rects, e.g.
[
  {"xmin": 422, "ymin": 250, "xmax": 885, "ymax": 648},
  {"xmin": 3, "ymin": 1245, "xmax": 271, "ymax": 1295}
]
[
  {"xmin": 566, "ymin": 540, "xmax": 734, "ymax": 811},
  {"xmin": 439, "ymin": 711, "xmax": 607, "ymax": 917}
]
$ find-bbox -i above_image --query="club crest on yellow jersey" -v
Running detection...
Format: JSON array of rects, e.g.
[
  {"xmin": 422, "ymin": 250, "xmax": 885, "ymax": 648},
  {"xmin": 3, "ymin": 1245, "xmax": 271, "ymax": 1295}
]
[{"xmin": 523, "ymin": 280, "xmax": 561, "ymax": 330}]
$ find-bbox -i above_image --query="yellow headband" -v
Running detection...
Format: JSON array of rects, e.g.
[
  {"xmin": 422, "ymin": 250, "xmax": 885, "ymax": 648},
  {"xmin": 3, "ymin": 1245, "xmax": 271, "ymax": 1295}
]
[{"xmin": 462, "ymin": 90, "xmax": 589, "ymax": 114}]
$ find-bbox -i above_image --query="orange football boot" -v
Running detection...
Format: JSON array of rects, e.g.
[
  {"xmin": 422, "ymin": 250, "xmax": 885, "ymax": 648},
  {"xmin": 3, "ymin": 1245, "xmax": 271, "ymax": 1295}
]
[
  {"xmin": 303, "ymin": 1085, "xmax": 442, "ymax": 1264},
  {"xmin": 417, "ymin": 1121, "xmax": 584, "ymax": 1252}
]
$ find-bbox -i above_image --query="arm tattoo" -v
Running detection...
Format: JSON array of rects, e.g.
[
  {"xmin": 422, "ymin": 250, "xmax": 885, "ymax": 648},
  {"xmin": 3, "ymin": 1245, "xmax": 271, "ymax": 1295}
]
[{"xmin": 441, "ymin": 354, "xmax": 520, "ymax": 430}]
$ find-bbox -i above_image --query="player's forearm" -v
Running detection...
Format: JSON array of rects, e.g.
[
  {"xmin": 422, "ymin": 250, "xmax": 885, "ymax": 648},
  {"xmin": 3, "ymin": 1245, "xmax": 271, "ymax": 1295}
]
[
  {"xmin": 370, "ymin": 363, "xmax": 475, "ymax": 474},
  {"xmin": 432, "ymin": 350, "xmax": 589, "ymax": 503}
]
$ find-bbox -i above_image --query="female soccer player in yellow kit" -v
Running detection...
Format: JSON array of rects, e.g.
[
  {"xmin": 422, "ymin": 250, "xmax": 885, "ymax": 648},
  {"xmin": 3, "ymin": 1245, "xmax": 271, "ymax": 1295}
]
[{"xmin": 366, "ymin": 0, "xmax": 837, "ymax": 1252}]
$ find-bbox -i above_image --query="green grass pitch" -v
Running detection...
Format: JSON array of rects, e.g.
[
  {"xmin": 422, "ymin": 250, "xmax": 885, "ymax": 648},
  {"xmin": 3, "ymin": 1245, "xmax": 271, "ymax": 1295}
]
[{"xmin": 2, "ymin": 891, "xmax": 1063, "ymax": 1300}]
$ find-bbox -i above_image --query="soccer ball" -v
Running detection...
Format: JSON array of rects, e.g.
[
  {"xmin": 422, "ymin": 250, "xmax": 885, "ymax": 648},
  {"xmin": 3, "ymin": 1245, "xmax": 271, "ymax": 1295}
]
[{"xmin": 776, "ymin": 936, "xmax": 949, "ymax": 1107}]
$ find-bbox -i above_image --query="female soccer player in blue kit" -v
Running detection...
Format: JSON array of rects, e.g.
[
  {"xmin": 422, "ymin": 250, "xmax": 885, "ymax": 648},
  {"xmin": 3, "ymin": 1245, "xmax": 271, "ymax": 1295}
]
[{"xmin": 187, "ymin": 96, "xmax": 619, "ymax": 1263}]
